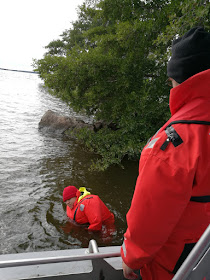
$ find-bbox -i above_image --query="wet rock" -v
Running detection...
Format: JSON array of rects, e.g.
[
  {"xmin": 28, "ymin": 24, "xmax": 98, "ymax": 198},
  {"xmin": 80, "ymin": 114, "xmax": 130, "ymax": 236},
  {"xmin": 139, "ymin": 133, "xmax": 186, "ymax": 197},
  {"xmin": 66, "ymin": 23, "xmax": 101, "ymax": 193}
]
[
  {"xmin": 39, "ymin": 110, "xmax": 118, "ymax": 136},
  {"xmin": 39, "ymin": 110, "xmax": 94, "ymax": 134}
]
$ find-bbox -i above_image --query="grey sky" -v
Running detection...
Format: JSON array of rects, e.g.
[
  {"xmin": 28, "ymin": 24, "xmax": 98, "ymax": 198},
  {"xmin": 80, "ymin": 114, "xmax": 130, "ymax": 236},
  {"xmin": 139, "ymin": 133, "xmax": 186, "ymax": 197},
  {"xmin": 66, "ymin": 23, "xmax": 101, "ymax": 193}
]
[{"xmin": 0, "ymin": 0, "xmax": 84, "ymax": 71}]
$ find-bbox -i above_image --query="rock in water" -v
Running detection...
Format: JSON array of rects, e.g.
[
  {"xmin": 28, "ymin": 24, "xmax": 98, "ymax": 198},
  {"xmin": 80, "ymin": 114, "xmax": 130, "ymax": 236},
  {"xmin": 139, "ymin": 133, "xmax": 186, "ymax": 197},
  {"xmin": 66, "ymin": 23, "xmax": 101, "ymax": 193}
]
[{"xmin": 39, "ymin": 110, "xmax": 93, "ymax": 134}]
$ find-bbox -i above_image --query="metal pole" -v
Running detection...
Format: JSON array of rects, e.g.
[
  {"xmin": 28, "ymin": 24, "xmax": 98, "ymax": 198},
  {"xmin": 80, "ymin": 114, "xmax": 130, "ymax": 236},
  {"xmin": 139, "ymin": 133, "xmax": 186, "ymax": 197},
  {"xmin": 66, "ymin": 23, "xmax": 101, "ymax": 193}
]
[
  {"xmin": 86, "ymin": 239, "xmax": 99, "ymax": 254},
  {"xmin": 0, "ymin": 251, "xmax": 121, "ymax": 269},
  {"xmin": 172, "ymin": 224, "xmax": 210, "ymax": 280}
]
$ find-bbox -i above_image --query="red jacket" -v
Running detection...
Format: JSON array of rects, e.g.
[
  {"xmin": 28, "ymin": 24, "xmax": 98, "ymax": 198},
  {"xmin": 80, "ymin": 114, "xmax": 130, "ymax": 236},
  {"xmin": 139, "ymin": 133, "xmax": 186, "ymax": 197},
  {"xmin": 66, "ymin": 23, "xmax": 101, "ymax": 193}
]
[
  {"xmin": 66, "ymin": 194, "xmax": 114, "ymax": 231},
  {"xmin": 121, "ymin": 69, "xmax": 210, "ymax": 279}
]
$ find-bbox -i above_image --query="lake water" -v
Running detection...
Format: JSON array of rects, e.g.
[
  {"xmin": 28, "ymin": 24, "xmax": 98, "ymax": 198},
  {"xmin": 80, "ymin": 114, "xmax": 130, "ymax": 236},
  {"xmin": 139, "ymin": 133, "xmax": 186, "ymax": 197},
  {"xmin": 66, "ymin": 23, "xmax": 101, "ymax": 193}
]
[{"xmin": 0, "ymin": 70, "xmax": 138, "ymax": 255}]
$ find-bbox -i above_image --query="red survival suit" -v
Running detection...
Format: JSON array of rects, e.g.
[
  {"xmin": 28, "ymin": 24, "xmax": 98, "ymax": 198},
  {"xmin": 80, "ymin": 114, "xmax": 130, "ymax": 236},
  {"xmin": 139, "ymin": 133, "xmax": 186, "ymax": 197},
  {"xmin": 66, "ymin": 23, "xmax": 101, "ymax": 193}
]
[
  {"xmin": 121, "ymin": 69, "xmax": 210, "ymax": 279},
  {"xmin": 66, "ymin": 189, "xmax": 115, "ymax": 231}
]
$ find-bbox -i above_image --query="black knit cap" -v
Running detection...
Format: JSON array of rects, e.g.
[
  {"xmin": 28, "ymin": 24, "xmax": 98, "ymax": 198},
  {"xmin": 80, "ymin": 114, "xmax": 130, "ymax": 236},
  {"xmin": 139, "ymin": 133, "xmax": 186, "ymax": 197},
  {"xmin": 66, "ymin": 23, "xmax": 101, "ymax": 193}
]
[{"xmin": 167, "ymin": 27, "xmax": 210, "ymax": 84}]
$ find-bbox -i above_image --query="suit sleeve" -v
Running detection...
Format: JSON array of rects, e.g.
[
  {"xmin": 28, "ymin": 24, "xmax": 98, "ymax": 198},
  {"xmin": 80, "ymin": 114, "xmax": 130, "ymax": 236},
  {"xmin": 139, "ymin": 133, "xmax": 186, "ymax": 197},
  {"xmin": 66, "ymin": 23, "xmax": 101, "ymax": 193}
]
[
  {"xmin": 85, "ymin": 196, "xmax": 103, "ymax": 231},
  {"xmin": 121, "ymin": 134, "xmax": 196, "ymax": 269}
]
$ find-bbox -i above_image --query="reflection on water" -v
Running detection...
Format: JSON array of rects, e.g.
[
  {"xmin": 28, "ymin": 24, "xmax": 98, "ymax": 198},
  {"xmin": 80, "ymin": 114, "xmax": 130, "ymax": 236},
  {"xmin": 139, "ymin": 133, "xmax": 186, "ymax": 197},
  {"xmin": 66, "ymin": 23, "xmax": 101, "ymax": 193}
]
[{"xmin": 0, "ymin": 70, "xmax": 138, "ymax": 254}]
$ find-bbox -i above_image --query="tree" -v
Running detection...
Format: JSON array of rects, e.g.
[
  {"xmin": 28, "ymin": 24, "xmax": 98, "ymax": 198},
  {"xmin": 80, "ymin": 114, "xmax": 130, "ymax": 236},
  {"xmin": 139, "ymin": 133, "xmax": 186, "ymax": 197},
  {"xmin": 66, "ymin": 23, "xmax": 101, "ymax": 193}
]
[{"xmin": 33, "ymin": 0, "xmax": 210, "ymax": 170}]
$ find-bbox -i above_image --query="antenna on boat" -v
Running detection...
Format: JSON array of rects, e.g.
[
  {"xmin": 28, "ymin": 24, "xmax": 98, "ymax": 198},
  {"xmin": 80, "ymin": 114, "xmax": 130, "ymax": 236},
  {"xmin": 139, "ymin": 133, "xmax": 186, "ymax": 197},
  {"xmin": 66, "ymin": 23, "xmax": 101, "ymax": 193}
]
[{"xmin": 0, "ymin": 67, "xmax": 38, "ymax": 74}]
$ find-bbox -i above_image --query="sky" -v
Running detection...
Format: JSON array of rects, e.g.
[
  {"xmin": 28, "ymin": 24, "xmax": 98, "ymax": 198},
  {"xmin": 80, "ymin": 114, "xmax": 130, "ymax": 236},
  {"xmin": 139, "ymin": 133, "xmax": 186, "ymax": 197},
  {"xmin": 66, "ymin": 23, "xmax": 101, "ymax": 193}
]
[{"xmin": 0, "ymin": 0, "xmax": 85, "ymax": 71}]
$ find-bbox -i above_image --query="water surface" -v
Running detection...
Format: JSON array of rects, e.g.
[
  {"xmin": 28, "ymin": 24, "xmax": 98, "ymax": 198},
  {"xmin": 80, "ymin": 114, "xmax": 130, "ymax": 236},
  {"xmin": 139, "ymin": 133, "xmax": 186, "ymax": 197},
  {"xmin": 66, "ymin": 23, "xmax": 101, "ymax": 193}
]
[{"xmin": 0, "ymin": 70, "xmax": 138, "ymax": 254}]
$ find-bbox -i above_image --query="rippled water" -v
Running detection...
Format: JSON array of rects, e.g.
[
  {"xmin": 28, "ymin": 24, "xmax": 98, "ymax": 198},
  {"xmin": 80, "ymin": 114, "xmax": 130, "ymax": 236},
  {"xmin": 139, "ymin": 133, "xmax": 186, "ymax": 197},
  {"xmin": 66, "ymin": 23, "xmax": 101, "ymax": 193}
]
[{"xmin": 0, "ymin": 70, "xmax": 138, "ymax": 255}]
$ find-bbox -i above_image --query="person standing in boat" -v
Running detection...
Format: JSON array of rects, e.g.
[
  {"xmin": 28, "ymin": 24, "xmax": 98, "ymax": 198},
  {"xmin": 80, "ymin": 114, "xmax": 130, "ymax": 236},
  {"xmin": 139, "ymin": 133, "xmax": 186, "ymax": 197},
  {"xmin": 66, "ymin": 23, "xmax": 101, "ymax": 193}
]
[
  {"xmin": 121, "ymin": 27, "xmax": 210, "ymax": 279},
  {"xmin": 63, "ymin": 185, "xmax": 115, "ymax": 231}
]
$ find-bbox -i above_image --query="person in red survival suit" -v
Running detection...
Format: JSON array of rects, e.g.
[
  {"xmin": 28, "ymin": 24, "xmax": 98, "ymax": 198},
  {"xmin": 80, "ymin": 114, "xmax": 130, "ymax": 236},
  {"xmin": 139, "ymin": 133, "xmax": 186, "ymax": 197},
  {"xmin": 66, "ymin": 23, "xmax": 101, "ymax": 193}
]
[
  {"xmin": 121, "ymin": 27, "xmax": 210, "ymax": 280},
  {"xmin": 63, "ymin": 185, "xmax": 115, "ymax": 231}
]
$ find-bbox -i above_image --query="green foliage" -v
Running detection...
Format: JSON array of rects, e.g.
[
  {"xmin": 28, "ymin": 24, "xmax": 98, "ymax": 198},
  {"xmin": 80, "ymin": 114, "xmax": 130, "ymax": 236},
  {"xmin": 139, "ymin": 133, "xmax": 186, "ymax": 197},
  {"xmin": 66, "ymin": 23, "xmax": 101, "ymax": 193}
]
[
  {"xmin": 155, "ymin": 0, "xmax": 210, "ymax": 61},
  {"xmin": 33, "ymin": 0, "xmax": 210, "ymax": 170}
]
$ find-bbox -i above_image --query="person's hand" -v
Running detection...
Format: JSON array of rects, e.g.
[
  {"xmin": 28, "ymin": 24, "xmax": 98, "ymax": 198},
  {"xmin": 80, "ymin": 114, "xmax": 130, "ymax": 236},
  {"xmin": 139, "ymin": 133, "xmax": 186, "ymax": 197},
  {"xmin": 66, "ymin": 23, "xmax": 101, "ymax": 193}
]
[{"xmin": 122, "ymin": 261, "xmax": 138, "ymax": 279}]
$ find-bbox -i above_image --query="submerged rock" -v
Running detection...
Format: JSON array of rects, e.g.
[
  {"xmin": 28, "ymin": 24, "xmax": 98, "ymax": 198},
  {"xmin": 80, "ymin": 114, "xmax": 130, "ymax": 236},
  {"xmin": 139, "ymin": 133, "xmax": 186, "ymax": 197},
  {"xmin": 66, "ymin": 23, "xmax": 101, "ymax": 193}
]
[{"xmin": 39, "ymin": 110, "xmax": 93, "ymax": 134}]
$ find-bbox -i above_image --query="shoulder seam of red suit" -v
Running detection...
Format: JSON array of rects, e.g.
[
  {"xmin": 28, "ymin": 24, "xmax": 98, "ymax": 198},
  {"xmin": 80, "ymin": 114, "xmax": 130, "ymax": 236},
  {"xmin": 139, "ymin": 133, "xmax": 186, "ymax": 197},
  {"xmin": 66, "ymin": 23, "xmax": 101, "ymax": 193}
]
[{"xmin": 73, "ymin": 196, "xmax": 94, "ymax": 221}]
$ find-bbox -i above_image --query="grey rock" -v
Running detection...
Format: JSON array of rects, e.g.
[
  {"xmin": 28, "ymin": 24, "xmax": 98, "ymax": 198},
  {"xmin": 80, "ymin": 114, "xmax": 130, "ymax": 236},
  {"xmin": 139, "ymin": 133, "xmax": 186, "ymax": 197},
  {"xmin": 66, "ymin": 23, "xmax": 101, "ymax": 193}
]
[{"xmin": 39, "ymin": 110, "xmax": 93, "ymax": 134}]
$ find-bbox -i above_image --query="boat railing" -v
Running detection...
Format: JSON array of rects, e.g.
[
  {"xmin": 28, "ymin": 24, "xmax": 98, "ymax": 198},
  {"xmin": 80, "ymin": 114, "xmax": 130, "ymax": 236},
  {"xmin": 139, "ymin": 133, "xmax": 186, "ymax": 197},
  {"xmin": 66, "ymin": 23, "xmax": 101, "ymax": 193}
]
[
  {"xmin": 86, "ymin": 239, "xmax": 100, "ymax": 254},
  {"xmin": 0, "ymin": 241, "xmax": 128, "ymax": 280},
  {"xmin": 0, "ymin": 226, "xmax": 209, "ymax": 279},
  {"xmin": 172, "ymin": 224, "xmax": 210, "ymax": 280},
  {"xmin": 0, "ymin": 240, "xmax": 120, "ymax": 269}
]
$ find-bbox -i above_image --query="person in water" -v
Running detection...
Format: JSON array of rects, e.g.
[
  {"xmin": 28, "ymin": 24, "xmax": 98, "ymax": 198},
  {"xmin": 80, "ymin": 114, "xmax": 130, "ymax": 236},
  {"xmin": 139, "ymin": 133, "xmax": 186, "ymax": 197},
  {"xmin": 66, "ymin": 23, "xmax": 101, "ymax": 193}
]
[
  {"xmin": 121, "ymin": 27, "xmax": 210, "ymax": 279},
  {"xmin": 63, "ymin": 185, "xmax": 115, "ymax": 231}
]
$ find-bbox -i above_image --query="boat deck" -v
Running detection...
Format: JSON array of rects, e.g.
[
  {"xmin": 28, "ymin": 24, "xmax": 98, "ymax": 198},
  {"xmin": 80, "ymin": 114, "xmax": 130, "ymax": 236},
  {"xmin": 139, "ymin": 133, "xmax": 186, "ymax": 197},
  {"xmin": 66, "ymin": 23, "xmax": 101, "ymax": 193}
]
[
  {"xmin": 0, "ymin": 243, "xmax": 141, "ymax": 280},
  {"xmin": 0, "ymin": 224, "xmax": 209, "ymax": 280}
]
